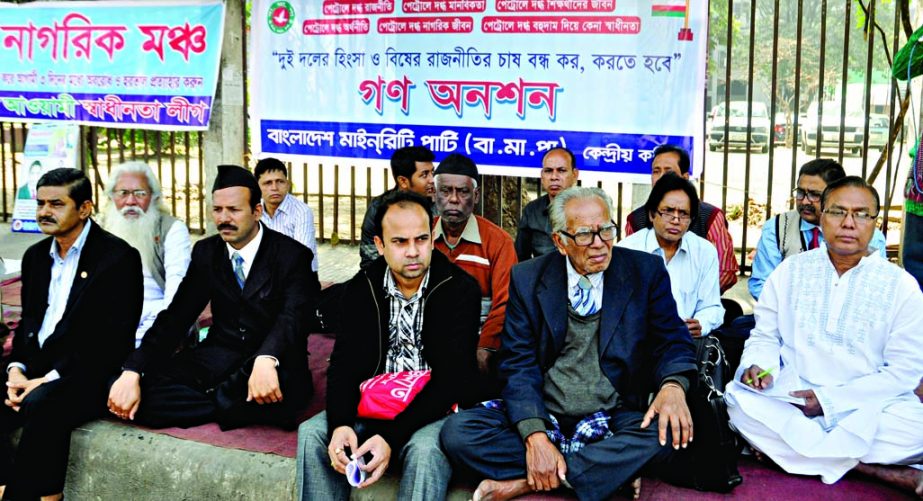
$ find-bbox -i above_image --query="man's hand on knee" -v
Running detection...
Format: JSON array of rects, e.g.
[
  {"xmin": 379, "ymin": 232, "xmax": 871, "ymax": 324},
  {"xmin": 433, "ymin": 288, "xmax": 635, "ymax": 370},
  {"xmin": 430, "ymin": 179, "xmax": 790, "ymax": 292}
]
[
  {"xmin": 524, "ymin": 432, "xmax": 566, "ymax": 492},
  {"xmin": 5, "ymin": 373, "xmax": 46, "ymax": 412},
  {"xmin": 108, "ymin": 370, "xmax": 142, "ymax": 420},
  {"xmin": 247, "ymin": 356, "xmax": 283, "ymax": 405},
  {"xmin": 642, "ymin": 382, "xmax": 693, "ymax": 450},
  {"xmin": 4, "ymin": 367, "xmax": 27, "ymax": 410}
]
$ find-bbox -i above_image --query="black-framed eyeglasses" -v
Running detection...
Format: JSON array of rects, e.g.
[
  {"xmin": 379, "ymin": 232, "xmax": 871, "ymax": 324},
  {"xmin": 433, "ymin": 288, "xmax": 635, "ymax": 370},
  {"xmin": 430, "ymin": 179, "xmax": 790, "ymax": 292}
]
[
  {"xmin": 655, "ymin": 209, "xmax": 692, "ymax": 222},
  {"xmin": 560, "ymin": 221, "xmax": 618, "ymax": 246},
  {"xmin": 793, "ymin": 188, "xmax": 823, "ymax": 202},
  {"xmin": 822, "ymin": 208, "xmax": 878, "ymax": 224}
]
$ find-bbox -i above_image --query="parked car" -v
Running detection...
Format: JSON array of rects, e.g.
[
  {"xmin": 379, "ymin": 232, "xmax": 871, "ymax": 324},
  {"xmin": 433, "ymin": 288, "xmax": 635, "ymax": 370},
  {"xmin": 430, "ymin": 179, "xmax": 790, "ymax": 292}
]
[
  {"xmin": 867, "ymin": 114, "xmax": 889, "ymax": 152},
  {"xmin": 800, "ymin": 101, "xmax": 867, "ymax": 156},
  {"xmin": 773, "ymin": 112, "xmax": 802, "ymax": 145},
  {"xmin": 708, "ymin": 101, "xmax": 771, "ymax": 153}
]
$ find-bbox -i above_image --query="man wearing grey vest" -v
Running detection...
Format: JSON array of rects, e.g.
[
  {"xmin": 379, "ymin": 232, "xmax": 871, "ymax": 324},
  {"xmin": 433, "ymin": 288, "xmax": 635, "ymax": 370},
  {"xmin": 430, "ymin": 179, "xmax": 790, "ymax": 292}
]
[{"xmin": 102, "ymin": 162, "xmax": 192, "ymax": 348}]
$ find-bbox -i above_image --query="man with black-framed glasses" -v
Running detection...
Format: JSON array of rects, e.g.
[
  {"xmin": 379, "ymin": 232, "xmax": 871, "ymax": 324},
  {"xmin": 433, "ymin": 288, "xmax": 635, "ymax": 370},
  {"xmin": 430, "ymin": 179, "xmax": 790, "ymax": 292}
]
[
  {"xmin": 749, "ymin": 158, "xmax": 886, "ymax": 300},
  {"xmin": 618, "ymin": 174, "xmax": 724, "ymax": 339},
  {"xmin": 441, "ymin": 186, "xmax": 708, "ymax": 500},
  {"xmin": 728, "ymin": 176, "xmax": 923, "ymax": 496}
]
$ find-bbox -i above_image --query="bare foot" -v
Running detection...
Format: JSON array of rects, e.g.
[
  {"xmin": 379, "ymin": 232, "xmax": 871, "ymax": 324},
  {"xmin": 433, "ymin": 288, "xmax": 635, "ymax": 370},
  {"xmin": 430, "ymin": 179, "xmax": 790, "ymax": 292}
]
[
  {"xmin": 854, "ymin": 463, "xmax": 923, "ymax": 497},
  {"xmin": 472, "ymin": 478, "xmax": 533, "ymax": 501},
  {"xmin": 631, "ymin": 477, "xmax": 642, "ymax": 499}
]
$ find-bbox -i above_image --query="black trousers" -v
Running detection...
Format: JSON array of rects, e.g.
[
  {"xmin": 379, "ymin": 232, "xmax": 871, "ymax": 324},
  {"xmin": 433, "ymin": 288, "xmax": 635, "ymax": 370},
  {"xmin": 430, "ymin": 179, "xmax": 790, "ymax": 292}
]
[
  {"xmin": 0, "ymin": 377, "xmax": 105, "ymax": 500},
  {"xmin": 127, "ymin": 356, "xmax": 309, "ymax": 431},
  {"xmin": 440, "ymin": 406, "xmax": 695, "ymax": 501}
]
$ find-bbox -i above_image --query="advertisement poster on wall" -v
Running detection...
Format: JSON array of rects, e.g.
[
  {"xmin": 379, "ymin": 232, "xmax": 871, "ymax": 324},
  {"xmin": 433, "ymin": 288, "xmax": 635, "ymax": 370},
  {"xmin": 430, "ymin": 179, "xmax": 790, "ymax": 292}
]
[{"xmin": 11, "ymin": 123, "xmax": 80, "ymax": 233}]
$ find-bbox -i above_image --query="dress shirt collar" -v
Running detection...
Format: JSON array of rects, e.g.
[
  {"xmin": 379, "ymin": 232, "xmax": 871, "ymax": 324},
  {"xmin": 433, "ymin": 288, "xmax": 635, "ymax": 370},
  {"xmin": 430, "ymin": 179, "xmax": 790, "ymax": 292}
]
[
  {"xmin": 641, "ymin": 227, "xmax": 690, "ymax": 258},
  {"xmin": 49, "ymin": 219, "xmax": 92, "ymax": 262},
  {"xmin": 384, "ymin": 267, "xmax": 431, "ymax": 301},
  {"xmin": 226, "ymin": 222, "xmax": 264, "ymax": 271},
  {"xmin": 800, "ymin": 218, "xmax": 819, "ymax": 232},
  {"xmin": 433, "ymin": 214, "xmax": 481, "ymax": 246},
  {"xmin": 564, "ymin": 254, "xmax": 604, "ymax": 293}
]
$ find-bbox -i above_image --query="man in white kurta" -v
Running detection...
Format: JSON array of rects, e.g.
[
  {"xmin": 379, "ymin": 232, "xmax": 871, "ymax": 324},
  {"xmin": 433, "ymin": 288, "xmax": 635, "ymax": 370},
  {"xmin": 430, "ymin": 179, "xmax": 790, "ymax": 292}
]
[{"xmin": 726, "ymin": 178, "xmax": 923, "ymax": 490}]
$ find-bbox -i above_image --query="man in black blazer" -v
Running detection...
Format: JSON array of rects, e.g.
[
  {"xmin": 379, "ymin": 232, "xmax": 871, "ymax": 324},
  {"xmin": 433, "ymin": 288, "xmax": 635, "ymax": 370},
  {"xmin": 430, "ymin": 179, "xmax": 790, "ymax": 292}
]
[
  {"xmin": 441, "ymin": 186, "xmax": 698, "ymax": 501},
  {"xmin": 0, "ymin": 168, "xmax": 143, "ymax": 500},
  {"xmin": 107, "ymin": 165, "xmax": 319, "ymax": 431}
]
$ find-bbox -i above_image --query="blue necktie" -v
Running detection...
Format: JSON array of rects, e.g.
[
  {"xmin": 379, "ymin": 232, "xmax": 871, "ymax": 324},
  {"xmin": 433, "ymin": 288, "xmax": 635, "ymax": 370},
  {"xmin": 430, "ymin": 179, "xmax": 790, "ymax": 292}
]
[
  {"xmin": 232, "ymin": 252, "xmax": 246, "ymax": 289},
  {"xmin": 571, "ymin": 275, "xmax": 598, "ymax": 316}
]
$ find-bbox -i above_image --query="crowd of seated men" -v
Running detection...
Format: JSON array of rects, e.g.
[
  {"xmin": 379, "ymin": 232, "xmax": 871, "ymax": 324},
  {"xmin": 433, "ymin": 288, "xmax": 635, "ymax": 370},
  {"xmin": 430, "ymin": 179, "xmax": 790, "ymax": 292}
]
[{"xmin": 1, "ymin": 144, "xmax": 920, "ymax": 501}]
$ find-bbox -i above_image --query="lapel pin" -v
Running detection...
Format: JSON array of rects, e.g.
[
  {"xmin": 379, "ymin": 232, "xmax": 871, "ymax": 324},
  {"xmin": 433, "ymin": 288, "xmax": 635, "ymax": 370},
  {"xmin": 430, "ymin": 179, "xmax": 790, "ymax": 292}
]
[{"xmin": 80, "ymin": 271, "xmax": 88, "ymax": 279}]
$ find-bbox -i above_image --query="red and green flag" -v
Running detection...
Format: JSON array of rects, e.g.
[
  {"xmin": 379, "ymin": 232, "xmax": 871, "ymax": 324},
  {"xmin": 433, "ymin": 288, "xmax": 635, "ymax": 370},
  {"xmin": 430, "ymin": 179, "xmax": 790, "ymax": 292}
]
[{"xmin": 652, "ymin": 3, "xmax": 686, "ymax": 18}]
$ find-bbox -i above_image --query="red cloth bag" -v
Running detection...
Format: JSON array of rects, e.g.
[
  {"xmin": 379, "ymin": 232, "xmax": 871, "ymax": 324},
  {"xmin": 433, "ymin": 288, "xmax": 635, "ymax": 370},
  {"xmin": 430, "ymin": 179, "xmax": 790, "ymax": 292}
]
[{"xmin": 356, "ymin": 370, "xmax": 431, "ymax": 420}]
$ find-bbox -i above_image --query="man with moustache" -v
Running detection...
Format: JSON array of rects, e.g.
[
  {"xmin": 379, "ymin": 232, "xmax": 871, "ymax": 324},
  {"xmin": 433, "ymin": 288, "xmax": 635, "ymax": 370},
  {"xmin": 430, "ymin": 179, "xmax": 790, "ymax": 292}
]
[
  {"xmin": 432, "ymin": 153, "xmax": 517, "ymax": 392},
  {"xmin": 0, "ymin": 168, "xmax": 142, "ymax": 500},
  {"xmin": 359, "ymin": 146, "xmax": 436, "ymax": 269},
  {"xmin": 727, "ymin": 177, "xmax": 923, "ymax": 496},
  {"xmin": 102, "ymin": 161, "xmax": 192, "ymax": 348},
  {"xmin": 255, "ymin": 157, "xmax": 318, "ymax": 272},
  {"xmin": 749, "ymin": 158, "xmax": 886, "ymax": 300},
  {"xmin": 107, "ymin": 165, "xmax": 320, "ymax": 430},
  {"xmin": 297, "ymin": 190, "xmax": 480, "ymax": 501},
  {"xmin": 515, "ymin": 148, "xmax": 579, "ymax": 261}
]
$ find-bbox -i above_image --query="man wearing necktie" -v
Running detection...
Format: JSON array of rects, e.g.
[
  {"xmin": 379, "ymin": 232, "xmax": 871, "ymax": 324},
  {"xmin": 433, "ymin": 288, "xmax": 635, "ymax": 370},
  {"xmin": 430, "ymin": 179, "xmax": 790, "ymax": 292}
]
[
  {"xmin": 442, "ymin": 186, "xmax": 704, "ymax": 501},
  {"xmin": 108, "ymin": 165, "xmax": 320, "ymax": 431}
]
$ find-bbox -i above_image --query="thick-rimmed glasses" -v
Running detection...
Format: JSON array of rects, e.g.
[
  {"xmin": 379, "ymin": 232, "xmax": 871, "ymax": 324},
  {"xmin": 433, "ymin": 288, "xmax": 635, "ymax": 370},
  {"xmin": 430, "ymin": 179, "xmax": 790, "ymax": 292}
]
[
  {"xmin": 559, "ymin": 222, "xmax": 618, "ymax": 246},
  {"xmin": 655, "ymin": 209, "xmax": 692, "ymax": 222},
  {"xmin": 822, "ymin": 208, "xmax": 878, "ymax": 225},
  {"xmin": 793, "ymin": 188, "xmax": 823, "ymax": 202}
]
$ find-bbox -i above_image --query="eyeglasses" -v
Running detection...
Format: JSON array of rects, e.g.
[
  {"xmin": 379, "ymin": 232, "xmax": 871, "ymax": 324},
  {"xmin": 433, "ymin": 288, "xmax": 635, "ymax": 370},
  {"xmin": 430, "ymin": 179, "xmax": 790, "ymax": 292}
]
[
  {"xmin": 560, "ymin": 222, "xmax": 618, "ymax": 246},
  {"xmin": 655, "ymin": 209, "xmax": 692, "ymax": 222},
  {"xmin": 113, "ymin": 189, "xmax": 150, "ymax": 199},
  {"xmin": 793, "ymin": 188, "xmax": 823, "ymax": 202},
  {"xmin": 822, "ymin": 208, "xmax": 878, "ymax": 224}
]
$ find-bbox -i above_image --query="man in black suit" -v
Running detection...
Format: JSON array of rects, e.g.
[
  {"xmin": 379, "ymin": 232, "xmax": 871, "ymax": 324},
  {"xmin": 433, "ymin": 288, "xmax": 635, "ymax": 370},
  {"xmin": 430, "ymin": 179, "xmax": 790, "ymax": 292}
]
[
  {"xmin": 0, "ymin": 168, "xmax": 143, "ymax": 501},
  {"xmin": 107, "ymin": 165, "xmax": 319, "ymax": 430}
]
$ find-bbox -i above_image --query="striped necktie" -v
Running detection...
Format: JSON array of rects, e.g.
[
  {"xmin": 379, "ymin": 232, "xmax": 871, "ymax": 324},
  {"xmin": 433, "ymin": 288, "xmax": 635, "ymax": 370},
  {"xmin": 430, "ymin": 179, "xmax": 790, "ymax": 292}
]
[
  {"xmin": 232, "ymin": 252, "xmax": 246, "ymax": 289},
  {"xmin": 571, "ymin": 275, "xmax": 598, "ymax": 316}
]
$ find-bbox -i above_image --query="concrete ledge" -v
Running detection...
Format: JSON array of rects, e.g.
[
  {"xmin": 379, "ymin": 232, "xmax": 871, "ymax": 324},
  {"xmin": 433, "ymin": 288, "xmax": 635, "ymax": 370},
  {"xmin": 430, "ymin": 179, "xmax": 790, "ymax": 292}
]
[{"xmin": 52, "ymin": 420, "xmax": 477, "ymax": 500}]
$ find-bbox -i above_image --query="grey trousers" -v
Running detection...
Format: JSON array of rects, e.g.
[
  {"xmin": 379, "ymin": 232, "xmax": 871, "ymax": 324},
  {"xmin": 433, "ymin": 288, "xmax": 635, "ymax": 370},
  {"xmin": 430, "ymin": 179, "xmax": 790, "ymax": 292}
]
[{"xmin": 297, "ymin": 411, "xmax": 452, "ymax": 501}]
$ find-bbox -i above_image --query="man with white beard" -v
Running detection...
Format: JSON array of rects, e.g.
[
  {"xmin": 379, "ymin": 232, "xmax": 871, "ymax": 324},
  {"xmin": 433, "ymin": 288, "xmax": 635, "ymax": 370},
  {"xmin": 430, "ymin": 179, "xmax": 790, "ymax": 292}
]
[{"xmin": 103, "ymin": 162, "xmax": 192, "ymax": 347}]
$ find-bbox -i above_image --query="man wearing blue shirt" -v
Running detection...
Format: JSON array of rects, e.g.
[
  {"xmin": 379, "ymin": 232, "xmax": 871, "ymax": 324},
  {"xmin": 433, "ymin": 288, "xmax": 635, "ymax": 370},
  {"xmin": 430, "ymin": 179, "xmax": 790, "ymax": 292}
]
[{"xmin": 749, "ymin": 159, "xmax": 887, "ymax": 300}]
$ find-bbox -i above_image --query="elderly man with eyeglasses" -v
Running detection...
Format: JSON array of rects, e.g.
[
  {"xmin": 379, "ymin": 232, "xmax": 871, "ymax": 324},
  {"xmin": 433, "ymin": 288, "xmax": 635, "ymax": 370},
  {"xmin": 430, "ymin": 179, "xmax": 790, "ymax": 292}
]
[
  {"xmin": 727, "ymin": 176, "xmax": 923, "ymax": 496},
  {"xmin": 749, "ymin": 158, "xmax": 886, "ymax": 301},
  {"xmin": 441, "ymin": 186, "xmax": 703, "ymax": 501},
  {"xmin": 618, "ymin": 173, "xmax": 724, "ymax": 339},
  {"xmin": 102, "ymin": 162, "xmax": 191, "ymax": 348}
]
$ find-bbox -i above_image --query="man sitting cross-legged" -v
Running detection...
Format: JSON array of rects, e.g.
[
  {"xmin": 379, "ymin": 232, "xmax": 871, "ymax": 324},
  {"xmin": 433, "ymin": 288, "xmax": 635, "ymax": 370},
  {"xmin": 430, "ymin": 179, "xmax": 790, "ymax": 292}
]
[
  {"xmin": 727, "ymin": 176, "xmax": 923, "ymax": 497},
  {"xmin": 441, "ymin": 186, "xmax": 699, "ymax": 501},
  {"xmin": 107, "ymin": 165, "xmax": 320, "ymax": 431}
]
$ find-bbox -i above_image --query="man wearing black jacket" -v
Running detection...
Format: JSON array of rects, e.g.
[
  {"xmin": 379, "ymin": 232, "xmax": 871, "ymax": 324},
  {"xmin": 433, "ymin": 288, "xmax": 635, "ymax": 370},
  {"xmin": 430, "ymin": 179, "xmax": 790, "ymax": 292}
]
[
  {"xmin": 107, "ymin": 165, "xmax": 319, "ymax": 431},
  {"xmin": 297, "ymin": 190, "xmax": 481, "ymax": 501},
  {"xmin": 1, "ymin": 168, "xmax": 143, "ymax": 500}
]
